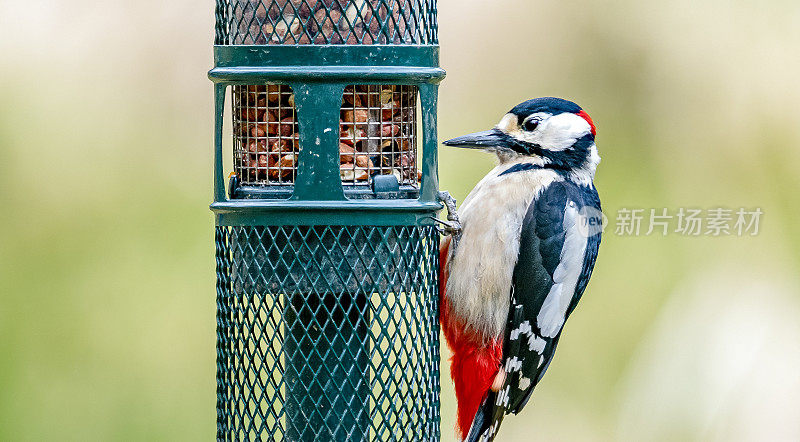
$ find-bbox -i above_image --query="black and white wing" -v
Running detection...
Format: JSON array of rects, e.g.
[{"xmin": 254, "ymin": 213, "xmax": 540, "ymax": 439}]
[{"xmin": 467, "ymin": 181, "xmax": 602, "ymax": 442}]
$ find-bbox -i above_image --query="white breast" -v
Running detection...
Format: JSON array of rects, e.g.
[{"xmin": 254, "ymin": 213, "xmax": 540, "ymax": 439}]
[{"xmin": 445, "ymin": 158, "xmax": 560, "ymax": 341}]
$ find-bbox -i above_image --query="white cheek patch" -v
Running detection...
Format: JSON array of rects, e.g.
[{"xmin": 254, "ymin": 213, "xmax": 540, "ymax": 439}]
[
  {"xmin": 504, "ymin": 112, "xmax": 592, "ymax": 152},
  {"xmin": 534, "ymin": 113, "xmax": 592, "ymax": 151}
]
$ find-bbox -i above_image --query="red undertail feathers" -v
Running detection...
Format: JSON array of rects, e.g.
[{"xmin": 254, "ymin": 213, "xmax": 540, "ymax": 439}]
[{"xmin": 439, "ymin": 237, "xmax": 503, "ymax": 439}]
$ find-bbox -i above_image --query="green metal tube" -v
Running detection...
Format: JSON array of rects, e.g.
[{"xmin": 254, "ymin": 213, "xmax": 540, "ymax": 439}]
[
  {"xmin": 284, "ymin": 291, "xmax": 369, "ymax": 441},
  {"xmin": 279, "ymin": 226, "xmax": 371, "ymax": 440}
]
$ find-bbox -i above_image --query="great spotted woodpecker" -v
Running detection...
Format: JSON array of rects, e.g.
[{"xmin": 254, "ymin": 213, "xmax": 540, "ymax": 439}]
[{"xmin": 437, "ymin": 97, "xmax": 602, "ymax": 441}]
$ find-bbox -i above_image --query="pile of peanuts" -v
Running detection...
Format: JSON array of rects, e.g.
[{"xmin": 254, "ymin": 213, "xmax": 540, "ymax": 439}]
[
  {"xmin": 234, "ymin": 84, "xmax": 417, "ymax": 185},
  {"xmin": 234, "ymin": 84, "xmax": 298, "ymax": 182},
  {"xmin": 233, "ymin": 0, "xmax": 416, "ymax": 45}
]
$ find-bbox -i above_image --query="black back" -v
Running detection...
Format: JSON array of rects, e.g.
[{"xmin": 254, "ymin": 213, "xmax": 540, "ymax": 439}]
[{"xmin": 471, "ymin": 179, "xmax": 602, "ymax": 441}]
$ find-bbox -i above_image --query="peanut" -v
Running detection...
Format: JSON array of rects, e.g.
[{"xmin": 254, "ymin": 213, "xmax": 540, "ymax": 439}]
[
  {"xmin": 381, "ymin": 102, "xmax": 397, "ymax": 120},
  {"xmin": 381, "ymin": 123, "xmax": 400, "ymax": 137},
  {"xmin": 265, "ymin": 84, "xmax": 280, "ymax": 103},
  {"xmin": 340, "ymin": 163, "xmax": 356, "ymax": 181},
  {"xmin": 269, "ymin": 154, "xmax": 296, "ymax": 180},
  {"xmin": 340, "ymin": 143, "xmax": 355, "ymax": 162},
  {"xmin": 400, "ymin": 153, "xmax": 412, "ymax": 167},
  {"xmin": 279, "ymin": 117, "xmax": 295, "ymax": 136},
  {"xmin": 251, "ymin": 123, "xmax": 268, "ymax": 138},
  {"xmin": 247, "ymin": 85, "xmax": 266, "ymax": 95},
  {"xmin": 271, "ymin": 139, "xmax": 291, "ymax": 153},
  {"xmin": 355, "ymin": 154, "xmax": 372, "ymax": 169},
  {"xmin": 247, "ymin": 139, "xmax": 267, "ymax": 153},
  {"xmin": 279, "ymin": 154, "xmax": 296, "ymax": 170},
  {"xmin": 238, "ymin": 106, "xmax": 258, "ymax": 122},
  {"xmin": 340, "ymin": 163, "xmax": 369, "ymax": 181},
  {"xmin": 342, "ymin": 88, "xmax": 363, "ymax": 107},
  {"xmin": 342, "ymin": 109, "xmax": 369, "ymax": 124},
  {"xmin": 312, "ymin": 9, "xmax": 344, "ymax": 44},
  {"xmin": 354, "ymin": 168, "xmax": 369, "ymax": 181},
  {"xmin": 379, "ymin": 88, "xmax": 393, "ymax": 105}
]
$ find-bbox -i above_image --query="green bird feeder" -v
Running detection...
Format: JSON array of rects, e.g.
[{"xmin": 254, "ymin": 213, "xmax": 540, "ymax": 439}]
[{"xmin": 209, "ymin": 1, "xmax": 444, "ymax": 440}]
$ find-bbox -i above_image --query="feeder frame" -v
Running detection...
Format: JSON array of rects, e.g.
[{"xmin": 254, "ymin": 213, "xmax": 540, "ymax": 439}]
[{"xmin": 210, "ymin": 1, "xmax": 444, "ymax": 441}]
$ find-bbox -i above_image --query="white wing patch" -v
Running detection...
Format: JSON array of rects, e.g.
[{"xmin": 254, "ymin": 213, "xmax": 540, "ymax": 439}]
[
  {"xmin": 536, "ymin": 201, "xmax": 588, "ymax": 338},
  {"xmin": 509, "ymin": 320, "xmax": 532, "ymax": 340},
  {"xmin": 528, "ymin": 334, "xmax": 546, "ymax": 354},
  {"xmin": 509, "ymin": 320, "xmax": 546, "ymax": 353},
  {"xmin": 505, "ymin": 357, "xmax": 522, "ymax": 372},
  {"xmin": 496, "ymin": 385, "xmax": 510, "ymax": 408}
]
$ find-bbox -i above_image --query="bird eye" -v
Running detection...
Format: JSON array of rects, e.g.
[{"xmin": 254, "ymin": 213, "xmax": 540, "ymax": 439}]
[{"xmin": 522, "ymin": 118, "xmax": 540, "ymax": 132}]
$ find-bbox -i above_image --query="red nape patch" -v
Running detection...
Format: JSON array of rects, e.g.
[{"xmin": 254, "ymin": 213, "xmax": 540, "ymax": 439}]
[{"xmin": 577, "ymin": 110, "xmax": 596, "ymax": 137}]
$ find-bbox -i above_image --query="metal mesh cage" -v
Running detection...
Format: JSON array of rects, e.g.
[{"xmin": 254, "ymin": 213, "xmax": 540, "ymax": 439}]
[
  {"xmin": 232, "ymin": 84, "xmax": 418, "ymax": 187},
  {"xmin": 215, "ymin": 0, "xmax": 438, "ymax": 45},
  {"xmin": 233, "ymin": 85, "xmax": 299, "ymax": 185},
  {"xmin": 215, "ymin": 225, "xmax": 440, "ymax": 440}
]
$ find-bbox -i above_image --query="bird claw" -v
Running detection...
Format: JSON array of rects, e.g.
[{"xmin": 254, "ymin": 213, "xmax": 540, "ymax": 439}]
[
  {"xmin": 433, "ymin": 217, "xmax": 462, "ymax": 237},
  {"xmin": 435, "ymin": 191, "xmax": 462, "ymax": 239}
]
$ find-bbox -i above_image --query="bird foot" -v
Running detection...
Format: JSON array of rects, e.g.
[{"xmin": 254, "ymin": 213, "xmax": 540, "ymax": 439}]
[
  {"xmin": 432, "ymin": 217, "xmax": 462, "ymax": 237},
  {"xmin": 435, "ymin": 191, "xmax": 462, "ymax": 238}
]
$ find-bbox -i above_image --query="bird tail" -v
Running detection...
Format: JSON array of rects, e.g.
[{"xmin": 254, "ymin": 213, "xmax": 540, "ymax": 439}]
[
  {"xmin": 463, "ymin": 390, "xmax": 506, "ymax": 442},
  {"xmin": 463, "ymin": 306, "xmax": 531, "ymax": 441},
  {"xmin": 464, "ymin": 393, "xmax": 493, "ymax": 442}
]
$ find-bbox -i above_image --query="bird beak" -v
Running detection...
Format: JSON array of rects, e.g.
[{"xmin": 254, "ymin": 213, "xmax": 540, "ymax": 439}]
[{"xmin": 443, "ymin": 129, "xmax": 507, "ymax": 150}]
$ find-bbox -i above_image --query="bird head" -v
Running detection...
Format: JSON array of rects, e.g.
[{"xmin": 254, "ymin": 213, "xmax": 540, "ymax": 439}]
[{"xmin": 443, "ymin": 97, "xmax": 600, "ymax": 180}]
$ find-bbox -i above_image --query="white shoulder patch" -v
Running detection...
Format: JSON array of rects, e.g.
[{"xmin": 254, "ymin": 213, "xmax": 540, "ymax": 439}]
[{"xmin": 536, "ymin": 201, "xmax": 588, "ymax": 338}]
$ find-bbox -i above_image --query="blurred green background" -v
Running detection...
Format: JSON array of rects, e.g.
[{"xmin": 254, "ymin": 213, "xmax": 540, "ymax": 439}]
[{"xmin": 2, "ymin": 0, "xmax": 800, "ymax": 440}]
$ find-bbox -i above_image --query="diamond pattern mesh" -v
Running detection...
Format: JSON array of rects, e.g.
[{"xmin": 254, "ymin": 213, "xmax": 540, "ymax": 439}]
[
  {"xmin": 215, "ymin": 225, "xmax": 440, "ymax": 440},
  {"xmin": 215, "ymin": 0, "xmax": 438, "ymax": 45}
]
